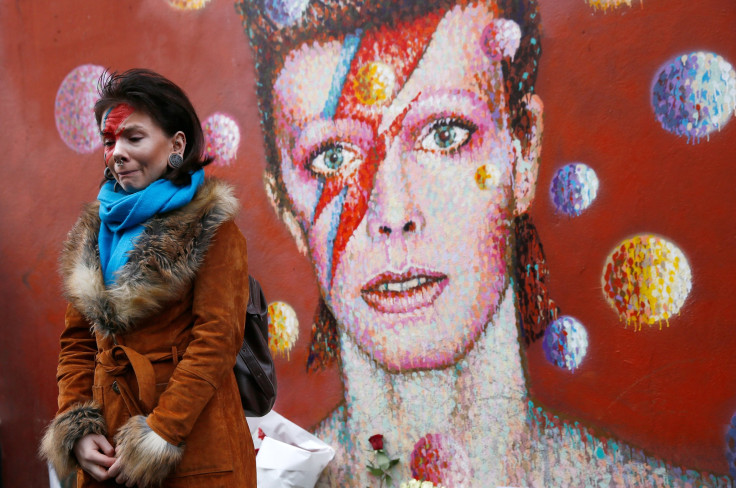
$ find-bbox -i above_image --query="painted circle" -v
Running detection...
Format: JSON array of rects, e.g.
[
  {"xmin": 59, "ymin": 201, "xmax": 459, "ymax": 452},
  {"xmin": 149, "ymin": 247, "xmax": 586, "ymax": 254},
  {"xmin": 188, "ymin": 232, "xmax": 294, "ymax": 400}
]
[
  {"xmin": 602, "ymin": 235, "xmax": 692, "ymax": 329},
  {"xmin": 480, "ymin": 20, "xmax": 521, "ymax": 61},
  {"xmin": 652, "ymin": 52, "xmax": 736, "ymax": 142},
  {"xmin": 549, "ymin": 163, "xmax": 599, "ymax": 216},
  {"xmin": 353, "ymin": 62, "xmax": 396, "ymax": 106},
  {"xmin": 543, "ymin": 316, "xmax": 589, "ymax": 372},
  {"xmin": 268, "ymin": 301, "xmax": 299, "ymax": 357},
  {"xmin": 167, "ymin": 0, "xmax": 212, "ymax": 9},
  {"xmin": 410, "ymin": 433, "xmax": 471, "ymax": 486},
  {"xmin": 263, "ymin": 0, "xmax": 309, "ymax": 27},
  {"xmin": 475, "ymin": 164, "xmax": 501, "ymax": 190},
  {"xmin": 727, "ymin": 412, "xmax": 736, "ymax": 477},
  {"xmin": 584, "ymin": 0, "xmax": 635, "ymax": 10},
  {"xmin": 55, "ymin": 64, "xmax": 106, "ymax": 153},
  {"xmin": 203, "ymin": 113, "xmax": 240, "ymax": 166}
]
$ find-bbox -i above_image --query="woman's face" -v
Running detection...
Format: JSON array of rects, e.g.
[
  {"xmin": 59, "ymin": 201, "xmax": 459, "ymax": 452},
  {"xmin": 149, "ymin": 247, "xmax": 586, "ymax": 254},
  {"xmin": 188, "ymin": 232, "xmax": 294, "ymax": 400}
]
[
  {"xmin": 272, "ymin": 5, "xmax": 534, "ymax": 370},
  {"xmin": 100, "ymin": 105, "xmax": 176, "ymax": 193}
]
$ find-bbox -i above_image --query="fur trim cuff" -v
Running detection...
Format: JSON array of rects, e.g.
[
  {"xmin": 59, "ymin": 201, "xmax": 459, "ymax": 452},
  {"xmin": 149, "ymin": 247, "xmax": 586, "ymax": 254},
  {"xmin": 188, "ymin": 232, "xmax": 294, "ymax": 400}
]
[
  {"xmin": 114, "ymin": 415, "xmax": 184, "ymax": 487},
  {"xmin": 39, "ymin": 401, "xmax": 107, "ymax": 479}
]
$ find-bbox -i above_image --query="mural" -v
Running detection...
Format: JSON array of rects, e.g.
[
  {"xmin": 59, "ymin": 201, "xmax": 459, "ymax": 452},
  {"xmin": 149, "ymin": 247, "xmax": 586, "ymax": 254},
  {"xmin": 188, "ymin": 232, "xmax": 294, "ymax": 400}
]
[
  {"xmin": 0, "ymin": 0, "xmax": 734, "ymax": 487},
  {"xmin": 236, "ymin": 0, "xmax": 736, "ymax": 486}
]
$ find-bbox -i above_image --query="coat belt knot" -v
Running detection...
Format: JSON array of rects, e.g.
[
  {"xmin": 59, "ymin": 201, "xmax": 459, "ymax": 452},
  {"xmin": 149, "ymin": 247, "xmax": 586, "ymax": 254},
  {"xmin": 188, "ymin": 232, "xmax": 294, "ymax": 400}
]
[{"xmin": 97, "ymin": 345, "xmax": 181, "ymax": 416}]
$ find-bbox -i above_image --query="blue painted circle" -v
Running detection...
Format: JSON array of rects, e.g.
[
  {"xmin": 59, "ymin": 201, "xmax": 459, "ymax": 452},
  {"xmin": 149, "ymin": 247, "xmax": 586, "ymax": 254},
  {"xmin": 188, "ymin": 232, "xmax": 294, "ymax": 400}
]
[
  {"xmin": 543, "ymin": 316, "xmax": 589, "ymax": 372},
  {"xmin": 727, "ymin": 413, "xmax": 736, "ymax": 477},
  {"xmin": 549, "ymin": 163, "xmax": 599, "ymax": 216},
  {"xmin": 652, "ymin": 52, "xmax": 736, "ymax": 142},
  {"xmin": 263, "ymin": 0, "xmax": 309, "ymax": 27}
]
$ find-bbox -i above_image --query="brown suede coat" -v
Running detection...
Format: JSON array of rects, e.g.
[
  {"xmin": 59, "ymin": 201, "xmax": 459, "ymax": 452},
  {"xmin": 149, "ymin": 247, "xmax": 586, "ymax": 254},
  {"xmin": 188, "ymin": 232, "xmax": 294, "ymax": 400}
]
[{"xmin": 41, "ymin": 179, "xmax": 256, "ymax": 488}]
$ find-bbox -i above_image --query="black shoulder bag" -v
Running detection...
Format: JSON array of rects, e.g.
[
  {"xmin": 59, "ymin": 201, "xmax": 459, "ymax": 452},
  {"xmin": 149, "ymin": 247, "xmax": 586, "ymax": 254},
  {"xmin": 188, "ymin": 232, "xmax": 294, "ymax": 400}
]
[{"xmin": 234, "ymin": 275, "xmax": 277, "ymax": 417}]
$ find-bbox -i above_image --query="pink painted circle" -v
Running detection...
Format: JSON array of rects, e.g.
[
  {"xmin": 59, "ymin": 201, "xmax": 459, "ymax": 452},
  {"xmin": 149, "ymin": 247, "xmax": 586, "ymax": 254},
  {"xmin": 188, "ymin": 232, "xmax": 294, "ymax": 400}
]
[
  {"xmin": 410, "ymin": 433, "xmax": 472, "ymax": 486},
  {"xmin": 202, "ymin": 113, "xmax": 240, "ymax": 166},
  {"xmin": 55, "ymin": 64, "xmax": 105, "ymax": 153}
]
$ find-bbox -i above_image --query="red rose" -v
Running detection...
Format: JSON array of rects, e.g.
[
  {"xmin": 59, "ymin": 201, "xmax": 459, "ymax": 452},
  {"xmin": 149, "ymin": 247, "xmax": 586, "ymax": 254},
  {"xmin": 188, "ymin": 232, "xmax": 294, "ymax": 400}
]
[{"xmin": 369, "ymin": 434, "xmax": 384, "ymax": 450}]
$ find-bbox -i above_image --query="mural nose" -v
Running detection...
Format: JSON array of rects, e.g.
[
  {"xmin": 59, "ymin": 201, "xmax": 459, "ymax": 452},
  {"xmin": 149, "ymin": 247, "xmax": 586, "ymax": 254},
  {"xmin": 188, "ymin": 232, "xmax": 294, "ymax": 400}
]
[
  {"xmin": 377, "ymin": 220, "xmax": 418, "ymax": 236},
  {"xmin": 367, "ymin": 140, "xmax": 425, "ymax": 240},
  {"xmin": 367, "ymin": 187, "xmax": 425, "ymax": 240}
]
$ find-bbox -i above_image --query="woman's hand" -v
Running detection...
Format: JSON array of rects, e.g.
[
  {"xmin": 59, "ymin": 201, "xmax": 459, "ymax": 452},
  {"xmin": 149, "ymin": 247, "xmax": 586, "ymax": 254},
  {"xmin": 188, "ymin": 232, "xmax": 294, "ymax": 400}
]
[
  {"xmin": 107, "ymin": 449, "xmax": 135, "ymax": 487},
  {"xmin": 72, "ymin": 433, "xmax": 115, "ymax": 482}
]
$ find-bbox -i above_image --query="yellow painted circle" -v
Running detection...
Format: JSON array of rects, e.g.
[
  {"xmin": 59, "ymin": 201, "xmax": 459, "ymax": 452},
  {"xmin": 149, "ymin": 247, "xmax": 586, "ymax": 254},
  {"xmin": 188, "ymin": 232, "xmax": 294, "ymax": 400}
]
[
  {"xmin": 267, "ymin": 301, "xmax": 299, "ymax": 358},
  {"xmin": 167, "ymin": 0, "xmax": 211, "ymax": 10},
  {"xmin": 353, "ymin": 62, "xmax": 396, "ymax": 106},
  {"xmin": 475, "ymin": 164, "xmax": 501, "ymax": 190},
  {"xmin": 585, "ymin": 0, "xmax": 635, "ymax": 11},
  {"xmin": 602, "ymin": 235, "xmax": 692, "ymax": 329}
]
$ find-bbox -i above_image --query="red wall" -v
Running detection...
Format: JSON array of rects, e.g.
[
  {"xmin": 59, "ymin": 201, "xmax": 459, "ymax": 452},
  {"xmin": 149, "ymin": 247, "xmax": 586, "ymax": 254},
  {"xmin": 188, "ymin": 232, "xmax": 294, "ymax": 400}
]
[{"xmin": 0, "ymin": 1, "xmax": 734, "ymax": 486}]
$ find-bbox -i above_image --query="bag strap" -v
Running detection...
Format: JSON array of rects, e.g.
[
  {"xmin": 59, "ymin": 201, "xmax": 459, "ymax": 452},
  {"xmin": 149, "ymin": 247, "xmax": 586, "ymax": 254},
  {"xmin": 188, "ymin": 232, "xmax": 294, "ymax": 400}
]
[
  {"xmin": 242, "ymin": 275, "xmax": 276, "ymax": 397},
  {"xmin": 238, "ymin": 337, "xmax": 276, "ymax": 397}
]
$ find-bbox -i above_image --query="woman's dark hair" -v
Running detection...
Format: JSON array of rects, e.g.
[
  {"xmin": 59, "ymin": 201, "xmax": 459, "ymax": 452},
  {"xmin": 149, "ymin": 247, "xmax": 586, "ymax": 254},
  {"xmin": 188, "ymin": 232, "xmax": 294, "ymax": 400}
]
[{"xmin": 94, "ymin": 68, "xmax": 212, "ymax": 185}]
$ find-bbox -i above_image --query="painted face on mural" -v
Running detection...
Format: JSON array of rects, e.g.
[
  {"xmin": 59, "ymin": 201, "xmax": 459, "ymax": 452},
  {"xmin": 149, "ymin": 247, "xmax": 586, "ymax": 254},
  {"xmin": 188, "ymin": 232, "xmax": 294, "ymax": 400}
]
[
  {"xmin": 272, "ymin": 4, "xmax": 540, "ymax": 370},
  {"xmin": 100, "ymin": 105, "xmax": 183, "ymax": 193}
]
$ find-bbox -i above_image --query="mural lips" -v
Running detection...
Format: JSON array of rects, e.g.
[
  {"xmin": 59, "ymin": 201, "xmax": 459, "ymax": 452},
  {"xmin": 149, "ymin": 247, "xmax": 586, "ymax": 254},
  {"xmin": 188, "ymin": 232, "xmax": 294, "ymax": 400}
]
[{"xmin": 361, "ymin": 268, "xmax": 448, "ymax": 314}]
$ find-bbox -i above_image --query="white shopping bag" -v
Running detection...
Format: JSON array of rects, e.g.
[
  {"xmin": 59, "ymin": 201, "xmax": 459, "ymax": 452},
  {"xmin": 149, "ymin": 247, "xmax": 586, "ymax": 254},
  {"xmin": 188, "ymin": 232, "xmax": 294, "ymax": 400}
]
[{"xmin": 247, "ymin": 410, "xmax": 335, "ymax": 488}]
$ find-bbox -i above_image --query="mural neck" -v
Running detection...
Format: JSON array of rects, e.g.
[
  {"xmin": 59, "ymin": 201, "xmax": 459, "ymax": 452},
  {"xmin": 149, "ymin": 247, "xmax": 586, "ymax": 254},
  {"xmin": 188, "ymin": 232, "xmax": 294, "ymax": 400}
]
[{"xmin": 339, "ymin": 285, "xmax": 532, "ymax": 474}]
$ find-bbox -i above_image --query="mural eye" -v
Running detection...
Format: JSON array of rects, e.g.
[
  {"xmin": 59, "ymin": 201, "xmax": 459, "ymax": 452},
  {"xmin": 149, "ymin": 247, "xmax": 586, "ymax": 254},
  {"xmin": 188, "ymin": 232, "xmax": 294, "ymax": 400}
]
[
  {"xmin": 308, "ymin": 142, "xmax": 362, "ymax": 177},
  {"xmin": 418, "ymin": 118, "xmax": 476, "ymax": 153}
]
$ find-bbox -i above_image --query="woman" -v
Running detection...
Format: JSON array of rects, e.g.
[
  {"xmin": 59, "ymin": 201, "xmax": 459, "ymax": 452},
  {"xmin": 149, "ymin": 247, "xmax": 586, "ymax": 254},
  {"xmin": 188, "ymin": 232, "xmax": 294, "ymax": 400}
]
[
  {"xmin": 40, "ymin": 69, "xmax": 255, "ymax": 487},
  {"xmin": 238, "ymin": 0, "xmax": 732, "ymax": 486}
]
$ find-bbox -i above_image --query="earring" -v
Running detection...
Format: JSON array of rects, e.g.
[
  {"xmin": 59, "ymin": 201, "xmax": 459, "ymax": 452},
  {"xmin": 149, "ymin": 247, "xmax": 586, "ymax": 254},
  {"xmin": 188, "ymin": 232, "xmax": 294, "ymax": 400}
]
[
  {"xmin": 168, "ymin": 153, "xmax": 184, "ymax": 169},
  {"xmin": 104, "ymin": 167, "xmax": 115, "ymax": 180}
]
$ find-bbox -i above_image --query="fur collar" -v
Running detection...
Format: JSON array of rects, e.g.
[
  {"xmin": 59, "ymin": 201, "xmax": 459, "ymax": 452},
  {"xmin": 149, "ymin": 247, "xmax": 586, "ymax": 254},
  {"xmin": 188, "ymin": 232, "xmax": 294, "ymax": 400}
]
[{"xmin": 60, "ymin": 178, "xmax": 239, "ymax": 338}]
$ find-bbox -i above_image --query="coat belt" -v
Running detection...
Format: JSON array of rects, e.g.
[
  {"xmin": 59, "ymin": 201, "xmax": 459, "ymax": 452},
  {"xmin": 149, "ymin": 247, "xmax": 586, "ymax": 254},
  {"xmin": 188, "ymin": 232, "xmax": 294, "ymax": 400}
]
[{"xmin": 97, "ymin": 345, "xmax": 181, "ymax": 416}]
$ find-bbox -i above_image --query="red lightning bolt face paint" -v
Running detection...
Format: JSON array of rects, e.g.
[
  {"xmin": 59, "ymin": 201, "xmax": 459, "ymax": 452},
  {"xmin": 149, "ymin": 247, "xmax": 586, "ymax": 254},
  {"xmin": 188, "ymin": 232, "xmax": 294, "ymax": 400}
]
[
  {"xmin": 311, "ymin": 10, "xmax": 445, "ymax": 288},
  {"xmin": 99, "ymin": 106, "xmax": 177, "ymax": 193},
  {"xmin": 101, "ymin": 103, "xmax": 135, "ymax": 165}
]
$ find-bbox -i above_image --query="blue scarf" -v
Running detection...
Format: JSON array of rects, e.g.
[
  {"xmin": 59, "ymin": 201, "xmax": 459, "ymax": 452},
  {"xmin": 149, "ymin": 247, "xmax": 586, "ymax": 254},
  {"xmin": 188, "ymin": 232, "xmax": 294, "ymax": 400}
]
[{"xmin": 97, "ymin": 169, "xmax": 205, "ymax": 286}]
